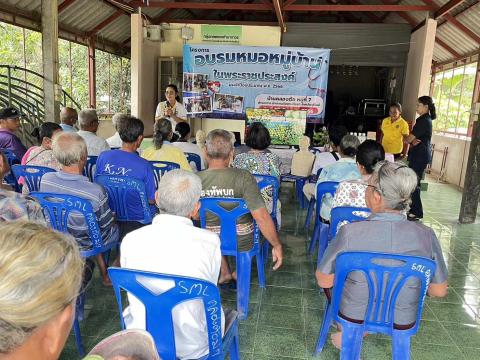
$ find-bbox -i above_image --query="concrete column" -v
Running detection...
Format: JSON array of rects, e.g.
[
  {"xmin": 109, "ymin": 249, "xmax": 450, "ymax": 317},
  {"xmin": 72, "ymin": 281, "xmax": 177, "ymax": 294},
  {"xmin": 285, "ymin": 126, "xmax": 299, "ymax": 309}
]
[
  {"xmin": 41, "ymin": 0, "xmax": 61, "ymax": 122},
  {"xmin": 130, "ymin": 14, "xmax": 156, "ymax": 136},
  {"xmin": 402, "ymin": 19, "xmax": 437, "ymax": 122},
  {"xmin": 459, "ymin": 115, "xmax": 480, "ymax": 223},
  {"xmin": 88, "ymin": 36, "xmax": 97, "ymax": 108}
]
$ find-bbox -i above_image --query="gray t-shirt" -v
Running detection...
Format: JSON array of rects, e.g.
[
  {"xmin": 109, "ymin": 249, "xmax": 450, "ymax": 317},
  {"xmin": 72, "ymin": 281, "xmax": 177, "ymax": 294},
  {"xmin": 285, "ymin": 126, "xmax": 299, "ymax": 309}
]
[
  {"xmin": 197, "ymin": 168, "xmax": 266, "ymax": 251},
  {"xmin": 318, "ymin": 212, "xmax": 448, "ymax": 325}
]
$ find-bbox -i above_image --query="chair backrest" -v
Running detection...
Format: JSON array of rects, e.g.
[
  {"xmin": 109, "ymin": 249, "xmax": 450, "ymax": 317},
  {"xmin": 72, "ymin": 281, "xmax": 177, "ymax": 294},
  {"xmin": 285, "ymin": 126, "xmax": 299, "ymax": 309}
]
[
  {"xmin": 332, "ymin": 252, "xmax": 436, "ymax": 336},
  {"xmin": 108, "ymin": 267, "xmax": 224, "ymax": 360},
  {"xmin": 185, "ymin": 152, "xmax": 202, "ymax": 172},
  {"xmin": 83, "ymin": 155, "xmax": 98, "ymax": 182},
  {"xmin": 11, "ymin": 164, "xmax": 56, "ymax": 192},
  {"xmin": 315, "ymin": 181, "xmax": 339, "ymax": 220},
  {"xmin": 253, "ymin": 174, "xmax": 279, "ymax": 218},
  {"xmin": 149, "ymin": 161, "xmax": 180, "ymax": 188},
  {"xmin": 30, "ymin": 192, "xmax": 105, "ymax": 257},
  {"xmin": 199, "ymin": 197, "xmax": 251, "ymax": 254},
  {"xmin": 329, "ymin": 206, "xmax": 371, "ymax": 239},
  {"xmin": 0, "ymin": 149, "xmax": 20, "ymax": 190},
  {"xmin": 95, "ymin": 175, "xmax": 152, "ymax": 224}
]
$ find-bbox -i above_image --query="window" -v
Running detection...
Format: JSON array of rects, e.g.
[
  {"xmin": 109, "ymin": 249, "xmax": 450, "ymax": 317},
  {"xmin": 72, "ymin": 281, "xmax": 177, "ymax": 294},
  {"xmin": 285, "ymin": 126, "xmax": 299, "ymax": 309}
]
[{"xmin": 432, "ymin": 62, "xmax": 477, "ymax": 136}]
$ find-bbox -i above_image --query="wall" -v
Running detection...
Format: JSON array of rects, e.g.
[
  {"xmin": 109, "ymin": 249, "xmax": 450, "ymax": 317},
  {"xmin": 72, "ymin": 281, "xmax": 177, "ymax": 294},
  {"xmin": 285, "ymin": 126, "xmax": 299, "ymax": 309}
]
[
  {"xmin": 402, "ymin": 19, "xmax": 437, "ymax": 122},
  {"xmin": 431, "ymin": 133, "xmax": 471, "ymax": 188},
  {"xmin": 130, "ymin": 21, "xmax": 281, "ymax": 138}
]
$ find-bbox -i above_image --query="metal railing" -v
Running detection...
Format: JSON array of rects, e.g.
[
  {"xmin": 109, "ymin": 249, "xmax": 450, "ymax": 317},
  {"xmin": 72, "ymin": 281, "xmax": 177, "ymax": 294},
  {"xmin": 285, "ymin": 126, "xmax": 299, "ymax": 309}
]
[{"xmin": 0, "ymin": 65, "xmax": 81, "ymax": 146}]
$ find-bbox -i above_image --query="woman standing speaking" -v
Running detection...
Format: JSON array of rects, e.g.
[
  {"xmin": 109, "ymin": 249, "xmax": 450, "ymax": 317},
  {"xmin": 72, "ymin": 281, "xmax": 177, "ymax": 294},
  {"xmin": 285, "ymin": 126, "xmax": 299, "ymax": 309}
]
[{"xmin": 405, "ymin": 96, "xmax": 436, "ymax": 221}]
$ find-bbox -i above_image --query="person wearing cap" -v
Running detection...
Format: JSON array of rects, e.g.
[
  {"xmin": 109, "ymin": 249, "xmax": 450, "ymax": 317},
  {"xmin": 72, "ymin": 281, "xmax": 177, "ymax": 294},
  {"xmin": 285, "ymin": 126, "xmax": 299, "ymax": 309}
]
[{"xmin": 0, "ymin": 107, "xmax": 27, "ymax": 159}]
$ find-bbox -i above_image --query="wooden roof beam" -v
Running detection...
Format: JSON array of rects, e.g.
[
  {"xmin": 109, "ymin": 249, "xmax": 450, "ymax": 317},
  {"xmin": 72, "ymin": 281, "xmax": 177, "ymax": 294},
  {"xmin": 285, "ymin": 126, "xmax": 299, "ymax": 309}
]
[
  {"xmin": 272, "ymin": 0, "xmax": 286, "ymax": 32},
  {"xmin": 435, "ymin": 0, "xmax": 468, "ymax": 19},
  {"xmin": 58, "ymin": 0, "xmax": 78, "ymax": 13},
  {"xmin": 88, "ymin": 9, "xmax": 124, "ymax": 35},
  {"xmin": 436, "ymin": 37, "xmax": 462, "ymax": 58}
]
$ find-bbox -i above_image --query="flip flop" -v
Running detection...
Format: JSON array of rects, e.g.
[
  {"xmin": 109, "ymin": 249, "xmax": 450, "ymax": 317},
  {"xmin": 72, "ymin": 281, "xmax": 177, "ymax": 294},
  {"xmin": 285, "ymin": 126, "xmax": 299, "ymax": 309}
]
[{"xmin": 219, "ymin": 279, "xmax": 237, "ymax": 291}]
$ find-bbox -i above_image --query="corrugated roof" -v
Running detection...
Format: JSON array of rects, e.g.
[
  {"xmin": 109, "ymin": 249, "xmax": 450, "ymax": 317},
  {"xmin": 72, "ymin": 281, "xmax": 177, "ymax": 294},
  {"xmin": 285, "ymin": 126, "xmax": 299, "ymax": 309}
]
[{"xmin": 0, "ymin": 0, "xmax": 479, "ymax": 65}]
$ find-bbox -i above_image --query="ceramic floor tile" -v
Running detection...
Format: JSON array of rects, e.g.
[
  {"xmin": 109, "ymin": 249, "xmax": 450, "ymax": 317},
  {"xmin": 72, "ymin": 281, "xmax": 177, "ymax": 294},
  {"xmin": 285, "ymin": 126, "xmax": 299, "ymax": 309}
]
[
  {"xmin": 411, "ymin": 320, "xmax": 456, "ymax": 346},
  {"xmin": 442, "ymin": 323, "xmax": 480, "ymax": 349},
  {"xmin": 411, "ymin": 344, "xmax": 465, "ymax": 360},
  {"xmin": 254, "ymin": 326, "xmax": 308, "ymax": 358},
  {"xmin": 258, "ymin": 303, "xmax": 305, "ymax": 330},
  {"xmin": 428, "ymin": 302, "xmax": 479, "ymax": 324},
  {"xmin": 262, "ymin": 286, "xmax": 303, "ymax": 307}
]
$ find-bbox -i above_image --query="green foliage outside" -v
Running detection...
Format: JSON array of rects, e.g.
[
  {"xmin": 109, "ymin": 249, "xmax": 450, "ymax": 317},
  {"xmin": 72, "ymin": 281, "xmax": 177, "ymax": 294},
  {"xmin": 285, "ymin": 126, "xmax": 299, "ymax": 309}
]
[
  {"xmin": 432, "ymin": 63, "xmax": 476, "ymax": 135},
  {"xmin": 0, "ymin": 21, "xmax": 131, "ymax": 114}
]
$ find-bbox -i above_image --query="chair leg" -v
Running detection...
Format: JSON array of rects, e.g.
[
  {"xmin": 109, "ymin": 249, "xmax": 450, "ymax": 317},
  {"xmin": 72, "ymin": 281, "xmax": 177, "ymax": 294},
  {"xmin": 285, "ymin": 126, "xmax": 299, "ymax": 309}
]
[
  {"xmin": 314, "ymin": 301, "xmax": 333, "ymax": 355},
  {"xmin": 392, "ymin": 331, "xmax": 411, "ymax": 360},
  {"xmin": 304, "ymin": 198, "xmax": 315, "ymax": 230},
  {"xmin": 317, "ymin": 224, "xmax": 330, "ymax": 266},
  {"xmin": 308, "ymin": 221, "xmax": 320, "ymax": 254},
  {"xmin": 340, "ymin": 322, "xmax": 364, "ymax": 360},
  {"xmin": 256, "ymin": 250, "xmax": 266, "ymax": 289},
  {"xmin": 228, "ymin": 322, "xmax": 240, "ymax": 360},
  {"xmin": 73, "ymin": 317, "xmax": 85, "ymax": 357},
  {"xmin": 261, "ymin": 240, "xmax": 270, "ymax": 267},
  {"xmin": 237, "ymin": 253, "xmax": 253, "ymax": 320}
]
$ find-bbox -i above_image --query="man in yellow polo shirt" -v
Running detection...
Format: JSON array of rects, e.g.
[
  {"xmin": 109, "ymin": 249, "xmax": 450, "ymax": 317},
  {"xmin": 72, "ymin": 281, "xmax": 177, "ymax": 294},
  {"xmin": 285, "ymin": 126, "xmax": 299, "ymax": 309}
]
[{"xmin": 381, "ymin": 102, "xmax": 410, "ymax": 158}]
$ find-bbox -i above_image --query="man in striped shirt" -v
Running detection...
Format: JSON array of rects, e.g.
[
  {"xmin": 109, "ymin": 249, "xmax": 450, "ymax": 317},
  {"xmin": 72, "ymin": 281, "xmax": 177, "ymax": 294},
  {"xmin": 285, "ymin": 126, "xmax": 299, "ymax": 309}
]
[{"xmin": 40, "ymin": 132, "xmax": 119, "ymax": 286}]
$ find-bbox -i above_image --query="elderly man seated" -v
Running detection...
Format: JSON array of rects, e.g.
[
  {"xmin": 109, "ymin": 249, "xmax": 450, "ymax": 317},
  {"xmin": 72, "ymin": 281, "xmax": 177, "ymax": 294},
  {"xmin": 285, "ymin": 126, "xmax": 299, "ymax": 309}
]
[
  {"xmin": 198, "ymin": 129, "xmax": 283, "ymax": 285},
  {"xmin": 121, "ymin": 169, "xmax": 223, "ymax": 360},
  {"xmin": 316, "ymin": 161, "xmax": 448, "ymax": 349},
  {"xmin": 106, "ymin": 113, "xmax": 128, "ymax": 149},
  {"xmin": 40, "ymin": 132, "xmax": 119, "ymax": 285},
  {"xmin": 77, "ymin": 109, "xmax": 110, "ymax": 156}
]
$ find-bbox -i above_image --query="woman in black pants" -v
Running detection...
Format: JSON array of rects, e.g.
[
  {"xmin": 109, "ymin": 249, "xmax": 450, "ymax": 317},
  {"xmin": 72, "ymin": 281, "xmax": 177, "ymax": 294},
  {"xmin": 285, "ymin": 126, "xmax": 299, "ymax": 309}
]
[{"xmin": 405, "ymin": 96, "xmax": 436, "ymax": 221}]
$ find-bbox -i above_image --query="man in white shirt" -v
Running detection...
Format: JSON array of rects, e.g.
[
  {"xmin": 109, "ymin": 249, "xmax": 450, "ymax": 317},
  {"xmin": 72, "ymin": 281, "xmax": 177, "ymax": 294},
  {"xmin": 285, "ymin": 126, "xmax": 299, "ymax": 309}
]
[
  {"xmin": 106, "ymin": 113, "xmax": 128, "ymax": 148},
  {"xmin": 173, "ymin": 122, "xmax": 205, "ymax": 171},
  {"xmin": 120, "ymin": 169, "xmax": 224, "ymax": 360},
  {"xmin": 59, "ymin": 107, "xmax": 78, "ymax": 132},
  {"xmin": 77, "ymin": 109, "xmax": 110, "ymax": 156}
]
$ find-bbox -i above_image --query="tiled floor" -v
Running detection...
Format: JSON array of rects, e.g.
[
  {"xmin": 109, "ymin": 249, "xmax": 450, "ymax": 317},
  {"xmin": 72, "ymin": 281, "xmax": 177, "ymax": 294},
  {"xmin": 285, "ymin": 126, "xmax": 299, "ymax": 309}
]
[{"xmin": 60, "ymin": 179, "xmax": 480, "ymax": 359}]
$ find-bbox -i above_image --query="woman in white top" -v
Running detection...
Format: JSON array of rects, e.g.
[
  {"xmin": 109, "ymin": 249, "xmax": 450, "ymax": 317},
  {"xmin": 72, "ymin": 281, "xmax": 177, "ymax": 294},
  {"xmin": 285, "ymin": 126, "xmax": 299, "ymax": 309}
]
[{"xmin": 155, "ymin": 84, "xmax": 187, "ymax": 129}]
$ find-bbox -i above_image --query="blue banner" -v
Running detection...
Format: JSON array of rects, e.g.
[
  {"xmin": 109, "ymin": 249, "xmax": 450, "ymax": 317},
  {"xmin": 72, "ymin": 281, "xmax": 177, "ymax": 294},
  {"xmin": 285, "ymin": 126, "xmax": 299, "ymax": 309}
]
[{"xmin": 182, "ymin": 44, "xmax": 330, "ymax": 124}]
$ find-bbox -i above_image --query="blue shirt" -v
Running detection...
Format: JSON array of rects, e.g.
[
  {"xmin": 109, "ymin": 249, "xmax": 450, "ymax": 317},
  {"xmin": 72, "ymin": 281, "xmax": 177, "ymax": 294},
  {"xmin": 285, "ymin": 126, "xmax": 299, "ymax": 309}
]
[
  {"xmin": 60, "ymin": 124, "xmax": 77, "ymax": 132},
  {"xmin": 315, "ymin": 157, "xmax": 361, "ymax": 220},
  {"xmin": 95, "ymin": 149, "xmax": 156, "ymax": 220},
  {"xmin": 0, "ymin": 129, "xmax": 27, "ymax": 159},
  {"xmin": 40, "ymin": 171, "xmax": 119, "ymax": 249}
]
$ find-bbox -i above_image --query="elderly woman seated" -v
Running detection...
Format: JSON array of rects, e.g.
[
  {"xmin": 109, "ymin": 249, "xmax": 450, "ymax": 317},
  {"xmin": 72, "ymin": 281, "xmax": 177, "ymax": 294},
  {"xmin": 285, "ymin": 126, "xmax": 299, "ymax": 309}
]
[
  {"xmin": 0, "ymin": 221, "xmax": 83, "ymax": 360},
  {"xmin": 316, "ymin": 161, "xmax": 448, "ymax": 348},
  {"xmin": 304, "ymin": 134, "xmax": 361, "ymax": 222}
]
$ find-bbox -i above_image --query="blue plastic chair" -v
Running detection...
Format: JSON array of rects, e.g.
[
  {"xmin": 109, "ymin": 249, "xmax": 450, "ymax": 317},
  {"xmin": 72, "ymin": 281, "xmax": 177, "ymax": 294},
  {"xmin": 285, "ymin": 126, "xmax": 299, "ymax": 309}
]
[
  {"xmin": 149, "ymin": 161, "xmax": 180, "ymax": 188},
  {"xmin": 0, "ymin": 148, "xmax": 20, "ymax": 191},
  {"xmin": 280, "ymin": 173, "xmax": 309, "ymax": 209},
  {"xmin": 315, "ymin": 251, "xmax": 436, "ymax": 360},
  {"xmin": 11, "ymin": 164, "xmax": 56, "ymax": 192},
  {"xmin": 328, "ymin": 206, "xmax": 371, "ymax": 240},
  {"xmin": 108, "ymin": 268, "xmax": 240, "ymax": 360},
  {"xmin": 83, "ymin": 155, "xmax": 98, "ymax": 182},
  {"xmin": 95, "ymin": 175, "xmax": 153, "ymax": 224},
  {"xmin": 185, "ymin": 152, "xmax": 202, "ymax": 171},
  {"xmin": 308, "ymin": 181, "xmax": 339, "ymax": 257},
  {"xmin": 199, "ymin": 197, "xmax": 265, "ymax": 319},
  {"xmin": 31, "ymin": 192, "xmax": 120, "ymax": 357}
]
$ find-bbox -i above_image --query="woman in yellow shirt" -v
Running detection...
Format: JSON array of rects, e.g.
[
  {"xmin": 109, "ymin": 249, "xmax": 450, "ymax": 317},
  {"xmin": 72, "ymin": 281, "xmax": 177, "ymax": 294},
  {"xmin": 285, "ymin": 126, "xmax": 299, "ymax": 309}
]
[
  {"xmin": 142, "ymin": 118, "xmax": 192, "ymax": 171},
  {"xmin": 380, "ymin": 102, "xmax": 410, "ymax": 158}
]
